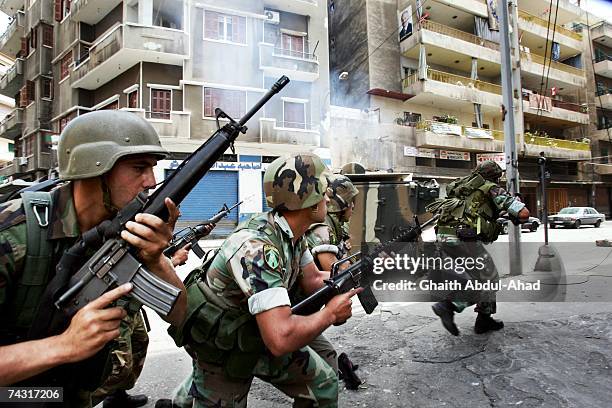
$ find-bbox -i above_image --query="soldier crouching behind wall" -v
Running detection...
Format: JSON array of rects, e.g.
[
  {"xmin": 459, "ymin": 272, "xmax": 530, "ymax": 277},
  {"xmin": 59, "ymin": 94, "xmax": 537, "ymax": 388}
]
[
  {"xmin": 426, "ymin": 160, "xmax": 530, "ymax": 336},
  {"xmin": 168, "ymin": 154, "xmax": 362, "ymax": 407}
]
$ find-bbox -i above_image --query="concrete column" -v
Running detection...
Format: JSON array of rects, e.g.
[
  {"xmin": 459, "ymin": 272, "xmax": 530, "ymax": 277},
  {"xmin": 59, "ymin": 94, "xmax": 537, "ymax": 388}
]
[{"xmin": 139, "ymin": 0, "xmax": 153, "ymax": 26}]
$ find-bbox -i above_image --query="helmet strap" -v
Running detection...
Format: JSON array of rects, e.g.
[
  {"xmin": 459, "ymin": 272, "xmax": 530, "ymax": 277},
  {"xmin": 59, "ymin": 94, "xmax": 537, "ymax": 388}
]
[{"xmin": 100, "ymin": 176, "xmax": 119, "ymax": 215}]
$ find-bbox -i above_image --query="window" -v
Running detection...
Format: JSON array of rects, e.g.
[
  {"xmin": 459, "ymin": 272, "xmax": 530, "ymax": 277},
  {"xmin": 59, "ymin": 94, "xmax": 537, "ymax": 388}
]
[
  {"xmin": 204, "ymin": 11, "xmax": 246, "ymax": 44},
  {"xmin": 19, "ymin": 81, "xmax": 35, "ymax": 107},
  {"xmin": 29, "ymin": 28, "xmax": 37, "ymax": 53},
  {"xmin": 128, "ymin": 90, "xmax": 138, "ymax": 108},
  {"xmin": 283, "ymin": 101, "xmax": 306, "ymax": 129},
  {"xmin": 151, "ymin": 89, "xmax": 171, "ymax": 119},
  {"xmin": 19, "ymin": 37, "xmax": 29, "ymax": 58},
  {"xmin": 42, "ymin": 24, "xmax": 53, "ymax": 47},
  {"xmin": 60, "ymin": 51, "xmax": 72, "ymax": 80},
  {"xmin": 8, "ymin": 143, "xmax": 14, "ymax": 152},
  {"xmin": 55, "ymin": 0, "xmax": 71, "ymax": 21},
  {"xmin": 59, "ymin": 111, "xmax": 77, "ymax": 132},
  {"xmin": 280, "ymin": 33, "xmax": 305, "ymax": 58},
  {"xmin": 42, "ymin": 77, "xmax": 53, "ymax": 99},
  {"xmin": 203, "ymin": 87, "xmax": 245, "ymax": 119}
]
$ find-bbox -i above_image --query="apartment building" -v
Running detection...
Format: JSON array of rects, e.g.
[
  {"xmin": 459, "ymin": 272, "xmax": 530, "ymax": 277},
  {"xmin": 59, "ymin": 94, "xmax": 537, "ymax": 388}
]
[
  {"xmin": 588, "ymin": 19, "xmax": 612, "ymax": 215},
  {"xmin": 0, "ymin": 0, "xmax": 330, "ymax": 232},
  {"xmin": 328, "ymin": 0, "xmax": 609, "ymax": 216},
  {"xmin": 0, "ymin": 52, "xmax": 15, "ymax": 172}
]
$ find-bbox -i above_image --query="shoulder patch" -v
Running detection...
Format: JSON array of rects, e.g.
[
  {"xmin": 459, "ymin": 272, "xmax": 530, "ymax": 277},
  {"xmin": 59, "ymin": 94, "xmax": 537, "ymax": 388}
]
[{"xmin": 263, "ymin": 244, "xmax": 281, "ymax": 270}]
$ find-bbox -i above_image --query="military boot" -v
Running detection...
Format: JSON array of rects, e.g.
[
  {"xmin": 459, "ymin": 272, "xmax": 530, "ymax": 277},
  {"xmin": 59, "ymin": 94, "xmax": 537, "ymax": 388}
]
[
  {"xmin": 102, "ymin": 390, "xmax": 148, "ymax": 408},
  {"xmin": 432, "ymin": 301, "xmax": 459, "ymax": 336},
  {"xmin": 474, "ymin": 313, "xmax": 504, "ymax": 334},
  {"xmin": 155, "ymin": 399, "xmax": 181, "ymax": 408}
]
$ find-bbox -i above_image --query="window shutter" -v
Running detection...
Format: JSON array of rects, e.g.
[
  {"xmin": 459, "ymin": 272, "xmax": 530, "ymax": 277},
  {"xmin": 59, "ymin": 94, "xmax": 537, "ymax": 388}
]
[
  {"xmin": 20, "ymin": 37, "xmax": 28, "ymax": 56},
  {"xmin": 238, "ymin": 16, "xmax": 246, "ymax": 44},
  {"xmin": 19, "ymin": 85, "xmax": 27, "ymax": 107},
  {"xmin": 66, "ymin": 0, "xmax": 71, "ymax": 13},
  {"xmin": 204, "ymin": 11, "xmax": 218, "ymax": 39},
  {"xmin": 55, "ymin": 0, "xmax": 63, "ymax": 21}
]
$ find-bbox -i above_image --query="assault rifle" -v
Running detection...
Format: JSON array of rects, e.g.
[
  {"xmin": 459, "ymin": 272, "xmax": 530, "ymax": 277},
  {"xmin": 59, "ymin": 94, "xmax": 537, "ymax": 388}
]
[
  {"xmin": 49, "ymin": 76, "xmax": 289, "ymax": 321},
  {"xmin": 291, "ymin": 214, "xmax": 439, "ymax": 316},
  {"xmin": 163, "ymin": 201, "xmax": 241, "ymax": 259}
]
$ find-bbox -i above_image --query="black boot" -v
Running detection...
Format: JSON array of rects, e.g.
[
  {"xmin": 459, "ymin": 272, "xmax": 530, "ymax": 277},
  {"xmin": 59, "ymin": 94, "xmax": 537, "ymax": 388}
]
[
  {"xmin": 474, "ymin": 313, "xmax": 504, "ymax": 334},
  {"xmin": 102, "ymin": 390, "xmax": 148, "ymax": 408},
  {"xmin": 432, "ymin": 301, "xmax": 459, "ymax": 336}
]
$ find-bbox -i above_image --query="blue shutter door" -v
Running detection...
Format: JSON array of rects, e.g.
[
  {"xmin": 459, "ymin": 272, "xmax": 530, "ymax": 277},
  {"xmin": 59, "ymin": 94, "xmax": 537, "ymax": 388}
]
[
  {"xmin": 262, "ymin": 172, "xmax": 272, "ymax": 212},
  {"xmin": 178, "ymin": 170, "xmax": 239, "ymax": 236}
]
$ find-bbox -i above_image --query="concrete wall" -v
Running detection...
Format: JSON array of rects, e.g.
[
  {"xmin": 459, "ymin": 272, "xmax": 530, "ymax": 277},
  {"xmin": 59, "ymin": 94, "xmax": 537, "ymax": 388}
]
[{"xmin": 141, "ymin": 63, "xmax": 182, "ymax": 111}]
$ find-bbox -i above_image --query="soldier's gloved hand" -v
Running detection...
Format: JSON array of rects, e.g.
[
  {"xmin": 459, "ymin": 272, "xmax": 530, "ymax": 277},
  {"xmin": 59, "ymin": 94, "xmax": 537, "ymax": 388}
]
[
  {"xmin": 518, "ymin": 207, "xmax": 530, "ymax": 222},
  {"xmin": 58, "ymin": 283, "xmax": 132, "ymax": 363},
  {"xmin": 121, "ymin": 197, "xmax": 179, "ymax": 269},
  {"xmin": 325, "ymin": 287, "xmax": 364, "ymax": 325}
]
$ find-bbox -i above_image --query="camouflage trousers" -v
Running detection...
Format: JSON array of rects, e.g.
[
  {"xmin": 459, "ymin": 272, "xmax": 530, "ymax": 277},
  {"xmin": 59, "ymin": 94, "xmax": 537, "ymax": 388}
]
[
  {"xmin": 92, "ymin": 310, "xmax": 149, "ymax": 400},
  {"xmin": 188, "ymin": 334, "xmax": 338, "ymax": 408},
  {"xmin": 435, "ymin": 236, "xmax": 498, "ymax": 315}
]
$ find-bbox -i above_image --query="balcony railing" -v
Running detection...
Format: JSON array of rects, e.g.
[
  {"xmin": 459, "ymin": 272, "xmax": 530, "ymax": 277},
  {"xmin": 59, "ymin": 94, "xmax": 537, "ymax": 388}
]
[
  {"xmin": 417, "ymin": 120, "xmax": 504, "ymax": 141},
  {"xmin": 0, "ymin": 10, "xmax": 24, "ymax": 52},
  {"xmin": 0, "ymin": 108, "xmax": 24, "ymax": 139},
  {"xmin": 518, "ymin": 10, "xmax": 582, "ymax": 41},
  {"xmin": 72, "ymin": 24, "xmax": 123, "ymax": 84},
  {"xmin": 525, "ymin": 134, "xmax": 590, "ymax": 151},
  {"xmin": 404, "ymin": 68, "xmax": 503, "ymax": 95},
  {"xmin": 0, "ymin": 57, "xmax": 23, "ymax": 93},
  {"xmin": 419, "ymin": 20, "xmax": 500, "ymax": 51},
  {"xmin": 520, "ymin": 51, "xmax": 584, "ymax": 76}
]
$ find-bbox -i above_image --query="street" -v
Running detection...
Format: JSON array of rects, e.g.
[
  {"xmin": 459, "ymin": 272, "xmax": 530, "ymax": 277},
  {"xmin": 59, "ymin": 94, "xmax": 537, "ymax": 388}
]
[{"xmin": 110, "ymin": 222, "xmax": 612, "ymax": 407}]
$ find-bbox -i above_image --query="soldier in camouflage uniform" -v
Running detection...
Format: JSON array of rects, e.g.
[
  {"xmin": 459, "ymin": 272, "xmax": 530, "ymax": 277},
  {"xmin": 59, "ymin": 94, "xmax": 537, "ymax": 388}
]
[
  {"xmin": 0, "ymin": 110, "xmax": 187, "ymax": 407},
  {"xmin": 426, "ymin": 161, "xmax": 530, "ymax": 336},
  {"xmin": 169, "ymin": 154, "xmax": 361, "ymax": 408}
]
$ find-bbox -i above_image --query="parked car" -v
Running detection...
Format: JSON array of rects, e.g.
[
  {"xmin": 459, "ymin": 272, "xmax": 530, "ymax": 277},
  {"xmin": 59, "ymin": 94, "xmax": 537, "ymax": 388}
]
[
  {"xmin": 548, "ymin": 207, "xmax": 605, "ymax": 229},
  {"xmin": 498, "ymin": 215, "xmax": 541, "ymax": 234}
]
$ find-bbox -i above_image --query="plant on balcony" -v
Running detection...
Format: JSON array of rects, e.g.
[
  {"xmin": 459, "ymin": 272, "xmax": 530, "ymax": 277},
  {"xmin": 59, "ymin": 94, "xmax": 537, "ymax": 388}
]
[
  {"xmin": 436, "ymin": 114, "xmax": 459, "ymax": 124},
  {"xmin": 580, "ymin": 104, "xmax": 589, "ymax": 113}
]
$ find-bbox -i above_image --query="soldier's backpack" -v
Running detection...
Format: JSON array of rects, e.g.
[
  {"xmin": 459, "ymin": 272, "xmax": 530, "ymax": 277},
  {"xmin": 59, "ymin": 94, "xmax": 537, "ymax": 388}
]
[{"xmin": 425, "ymin": 172, "xmax": 500, "ymax": 242}]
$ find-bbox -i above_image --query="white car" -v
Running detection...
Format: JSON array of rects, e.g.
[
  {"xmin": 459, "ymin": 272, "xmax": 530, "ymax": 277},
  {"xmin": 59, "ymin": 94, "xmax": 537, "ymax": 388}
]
[{"xmin": 548, "ymin": 207, "xmax": 606, "ymax": 229}]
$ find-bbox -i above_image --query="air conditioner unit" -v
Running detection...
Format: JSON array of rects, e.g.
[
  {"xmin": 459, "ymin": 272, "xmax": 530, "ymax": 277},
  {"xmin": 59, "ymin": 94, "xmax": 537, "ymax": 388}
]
[
  {"xmin": 17, "ymin": 157, "xmax": 27, "ymax": 165},
  {"xmin": 264, "ymin": 10, "xmax": 280, "ymax": 24}
]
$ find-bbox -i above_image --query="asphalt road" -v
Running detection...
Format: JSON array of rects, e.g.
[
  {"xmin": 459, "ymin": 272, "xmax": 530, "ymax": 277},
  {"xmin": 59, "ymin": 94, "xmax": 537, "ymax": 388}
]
[{"xmin": 99, "ymin": 222, "xmax": 612, "ymax": 407}]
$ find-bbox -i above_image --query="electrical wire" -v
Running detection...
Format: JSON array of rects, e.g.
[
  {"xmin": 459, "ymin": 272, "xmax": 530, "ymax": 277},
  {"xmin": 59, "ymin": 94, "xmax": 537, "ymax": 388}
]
[
  {"xmin": 539, "ymin": 0, "xmax": 561, "ymax": 121},
  {"xmin": 536, "ymin": 0, "xmax": 555, "ymax": 107}
]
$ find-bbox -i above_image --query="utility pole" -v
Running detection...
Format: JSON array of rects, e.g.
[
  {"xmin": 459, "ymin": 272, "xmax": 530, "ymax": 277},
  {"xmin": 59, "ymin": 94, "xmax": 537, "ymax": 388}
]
[{"xmin": 498, "ymin": 0, "xmax": 522, "ymax": 276}]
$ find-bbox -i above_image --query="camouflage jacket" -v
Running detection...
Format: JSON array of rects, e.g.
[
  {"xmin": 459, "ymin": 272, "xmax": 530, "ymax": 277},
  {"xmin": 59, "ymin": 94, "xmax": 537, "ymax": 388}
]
[
  {"xmin": 0, "ymin": 182, "xmax": 80, "ymax": 337},
  {"xmin": 202, "ymin": 211, "xmax": 314, "ymax": 316},
  {"xmin": 305, "ymin": 213, "xmax": 348, "ymax": 259}
]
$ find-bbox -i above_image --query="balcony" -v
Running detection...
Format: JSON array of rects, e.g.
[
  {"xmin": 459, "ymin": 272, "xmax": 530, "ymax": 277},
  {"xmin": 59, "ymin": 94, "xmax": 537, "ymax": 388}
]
[
  {"xmin": 28, "ymin": 0, "xmax": 53, "ymax": 28},
  {"xmin": 522, "ymin": 94, "xmax": 589, "ymax": 125},
  {"xmin": 71, "ymin": 23, "xmax": 189, "ymax": 90},
  {"xmin": 259, "ymin": 42, "xmax": 319, "ymax": 82},
  {"xmin": 595, "ymin": 163, "xmax": 612, "ymax": 176},
  {"xmin": 403, "ymin": 68, "xmax": 502, "ymax": 110},
  {"xmin": 0, "ymin": 108, "xmax": 23, "ymax": 140},
  {"xmin": 0, "ymin": 0, "xmax": 24, "ymax": 15},
  {"xmin": 523, "ymin": 133, "xmax": 591, "ymax": 159},
  {"xmin": 591, "ymin": 21, "xmax": 612, "ymax": 46},
  {"xmin": 596, "ymin": 92, "xmax": 612, "ymax": 110},
  {"xmin": 517, "ymin": 9, "xmax": 582, "ymax": 51},
  {"xmin": 0, "ymin": 10, "xmax": 24, "ymax": 57},
  {"xmin": 416, "ymin": 121, "xmax": 504, "ymax": 153},
  {"xmin": 0, "ymin": 58, "xmax": 23, "ymax": 97},
  {"xmin": 259, "ymin": 118, "xmax": 320, "ymax": 146},
  {"xmin": 594, "ymin": 57, "xmax": 612, "ymax": 79},
  {"xmin": 70, "ymin": 0, "xmax": 123, "ymax": 25}
]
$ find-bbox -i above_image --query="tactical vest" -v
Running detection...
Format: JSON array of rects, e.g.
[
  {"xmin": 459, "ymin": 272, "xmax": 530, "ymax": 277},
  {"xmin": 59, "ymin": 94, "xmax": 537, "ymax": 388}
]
[
  {"xmin": 173, "ymin": 213, "xmax": 286, "ymax": 379},
  {"xmin": 0, "ymin": 191, "xmax": 111, "ymax": 395},
  {"xmin": 425, "ymin": 173, "xmax": 501, "ymax": 243}
]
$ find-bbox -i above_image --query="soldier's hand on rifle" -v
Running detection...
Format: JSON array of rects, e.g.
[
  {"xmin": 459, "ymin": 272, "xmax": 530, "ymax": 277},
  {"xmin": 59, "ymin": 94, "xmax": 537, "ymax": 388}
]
[
  {"xmin": 518, "ymin": 207, "xmax": 530, "ymax": 222},
  {"xmin": 58, "ymin": 283, "xmax": 132, "ymax": 363},
  {"xmin": 121, "ymin": 197, "xmax": 179, "ymax": 269},
  {"xmin": 171, "ymin": 243, "xmax": 191, "ymax": 267},
  {"xmin": 325, "ymin": 287, "xmax": 364, "ymax": 325}
]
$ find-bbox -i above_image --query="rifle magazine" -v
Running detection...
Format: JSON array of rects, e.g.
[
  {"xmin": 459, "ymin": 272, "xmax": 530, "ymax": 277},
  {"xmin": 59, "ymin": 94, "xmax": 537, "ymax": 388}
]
[{"xmin": 131, "ymin": 267, "xmax": 181, "ymax": 316}]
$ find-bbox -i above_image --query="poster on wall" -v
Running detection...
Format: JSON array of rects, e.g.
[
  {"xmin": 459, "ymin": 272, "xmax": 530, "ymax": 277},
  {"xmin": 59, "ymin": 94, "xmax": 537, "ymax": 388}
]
[
  {"xmin": 476, "ymin": 153, "xmax": 506, "ymax": 170},
  {"xmin": 398, "ymin": 5, "xmax": 413, "ymax": 42},
  {"xmin": 440, "ymin": 150, "xmax": 471, "ymax": 161}
]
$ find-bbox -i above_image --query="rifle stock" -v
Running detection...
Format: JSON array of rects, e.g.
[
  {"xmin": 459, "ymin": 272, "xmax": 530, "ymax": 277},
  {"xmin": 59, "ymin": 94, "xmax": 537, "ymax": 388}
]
[{"xmin": 55, "ymin": 77, "xmax": 290, "ymax": 318}]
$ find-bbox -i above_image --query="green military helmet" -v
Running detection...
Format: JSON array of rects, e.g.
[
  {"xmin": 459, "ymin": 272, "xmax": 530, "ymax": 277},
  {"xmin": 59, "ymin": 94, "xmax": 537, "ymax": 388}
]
[
  {"xmin": 264, "ymin": 154, "xmax": 330, "ymax": 211},
  {"xmin": 327, "ymin": 174, "xmax": 359, "ymax": 213},
  {"xmin": 475, "ymin": 160, "xmax": 503, "ymax": 182},
  {"xmin": 340, "ymin": 162, "xmax": 366, "ymax": 175},
  {"xmin": 58, "ymin": 110, "xmax": 169, "ymax": 180}
]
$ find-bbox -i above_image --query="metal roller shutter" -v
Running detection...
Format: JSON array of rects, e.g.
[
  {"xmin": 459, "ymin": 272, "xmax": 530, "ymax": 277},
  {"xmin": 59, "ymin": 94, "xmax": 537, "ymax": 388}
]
[
  {"xmin": 177, "ymin": 170, "xmax": 239, "ymax": 236},
  {"xmin": 262, "ymin": 172, "xmax": 272, "ymax": 212}
]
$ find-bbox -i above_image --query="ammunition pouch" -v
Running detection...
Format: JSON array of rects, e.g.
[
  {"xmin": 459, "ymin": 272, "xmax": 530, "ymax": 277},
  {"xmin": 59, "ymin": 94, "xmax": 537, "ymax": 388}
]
[
  {"xmin": 456, "ymin": 225, "xmax": 478, "ymax": 241},
  {"xmin": 180, "ymin": 279, "xmax": 266, "ymax": 380}
]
